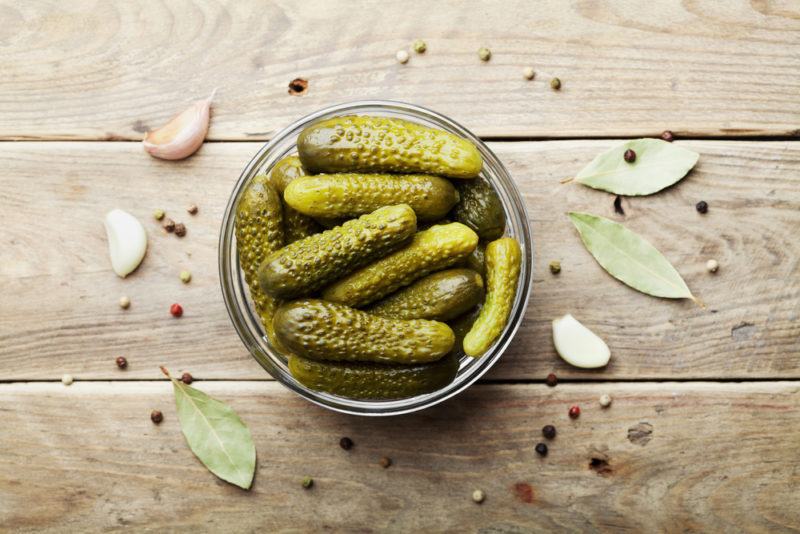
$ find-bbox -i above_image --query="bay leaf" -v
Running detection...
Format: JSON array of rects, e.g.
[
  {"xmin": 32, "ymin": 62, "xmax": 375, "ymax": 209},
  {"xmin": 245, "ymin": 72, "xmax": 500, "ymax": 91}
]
[
  {"xmin": 576, "ymin": 139, "xmax": 699, "ymax": 195},
  {"xmin": 161, "ymin": 367, "xmax": 256, "ymax": 489},
  {"xmin": 568, "ymin": 212, "xmax": 698, "ymax": 303}
]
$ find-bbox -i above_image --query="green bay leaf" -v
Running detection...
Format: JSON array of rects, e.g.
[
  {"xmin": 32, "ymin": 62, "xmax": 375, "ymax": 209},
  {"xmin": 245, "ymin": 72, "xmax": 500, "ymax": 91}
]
[
  {"xmin": 568, "ymin": 212, "xmax": 697, "ymax": 302},
  {"xmin": 163, "ymin": 368, "xmax": 256, "ymax": 489},
  {"xmin": 576, "ymin": 139, "xmax": 699, "ymax": 195}
]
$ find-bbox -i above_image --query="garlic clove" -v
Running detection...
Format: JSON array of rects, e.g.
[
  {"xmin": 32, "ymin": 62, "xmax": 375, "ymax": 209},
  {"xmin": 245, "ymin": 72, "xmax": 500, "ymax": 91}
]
[
  {"xmin": 143, "ymin": 89, "xmax": 216, "ymax": 160},
  {"xmin": 104, "ymin": 209, "xmax": 147, "ymax": 278},
  {"xmin": 552, "ymin": 313, "xmax": 610, "ymax": 369}
]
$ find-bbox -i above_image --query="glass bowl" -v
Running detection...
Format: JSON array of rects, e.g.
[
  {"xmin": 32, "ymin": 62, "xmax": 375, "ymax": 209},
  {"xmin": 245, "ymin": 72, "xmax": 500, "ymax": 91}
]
[{"xmin": 219, "ymin": 100, "xmax": 533, "ymax": 416}]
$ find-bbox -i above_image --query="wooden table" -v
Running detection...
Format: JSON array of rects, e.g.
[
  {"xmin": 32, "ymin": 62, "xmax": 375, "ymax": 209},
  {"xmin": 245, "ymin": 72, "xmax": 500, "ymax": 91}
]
[{"xmin": 2, "ymin": 1, "xmax": 798, "ymax": 532}]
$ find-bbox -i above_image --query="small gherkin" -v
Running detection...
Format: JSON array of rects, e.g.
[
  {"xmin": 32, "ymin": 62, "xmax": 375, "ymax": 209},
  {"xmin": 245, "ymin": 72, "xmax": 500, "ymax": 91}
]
[{"xmin": 297, "ymin": 116, "xmax": 483, "ymax": 179}]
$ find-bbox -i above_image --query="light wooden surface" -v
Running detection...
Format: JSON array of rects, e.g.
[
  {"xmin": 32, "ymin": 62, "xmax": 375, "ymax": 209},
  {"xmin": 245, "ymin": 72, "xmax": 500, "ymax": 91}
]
[
  {"xmin": 1, "ymin": 0, "xmax": 799, "ymax": 141},
  {"xmin": 2, "ymin": 1, "xmax": 799, "ymax": 532},
  {"xmin": 2, "ymin": 381, "xmax": 798, "ymax": 533},
  {"xmin": 2, "ymin": 141, "xmax": 798, "ymax": 381}
]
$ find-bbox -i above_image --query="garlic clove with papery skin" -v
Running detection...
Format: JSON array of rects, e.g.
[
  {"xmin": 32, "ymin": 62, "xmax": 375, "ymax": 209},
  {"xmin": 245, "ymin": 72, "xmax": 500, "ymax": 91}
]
[
  {"xmin": 142, "ymin": 89, "xmax": 216, "ymax": 160},
  {"xmin": 552, "ymin": 313, "xmax": 611, "ymax": 369},
  {"xmin": 104, "ymin": 209, "xmax": 147, "ymax": 278}
]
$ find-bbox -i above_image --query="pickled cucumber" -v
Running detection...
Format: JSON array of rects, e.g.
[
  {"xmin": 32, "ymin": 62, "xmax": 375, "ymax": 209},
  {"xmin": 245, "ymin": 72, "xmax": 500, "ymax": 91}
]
[
  {"xmin": 297, "ymin": 116, "xmax": 482, "ymax": 179},
  {"xmin": 367, "ymin": 268, "xmax": 484, "ymax": 321},
  {"xmin": 452, "ymin": 177, "xmax": 505, "ymax": 240},
  {"xmin": 258, "ymin": 204, "xmax": 416, "ymax": 299},
  {"xmin": 447, "ymin": 306, "xmax": 482, "ymax": 358},
  {"xmin": 235, "ymin": 175, "xmax": 284, "ymax": 342},
  {"xmin": 465, "ymin": 242, "xmax": 486, "ymax": 277},
  {"xmin": 264, "ymin": 155, "xmax": 321, "ymax": 244},
  {"xmin": 322, "ymin": 222, "xmax": 479, "ymax": 308},
  {"xmin": 274, "ymin": 299, "xmax": 455, "ymax": 364},
  {"xmin": 268, "ymin": 155, "xmax": 306, "ymax": 193},
  {"xmin": 463, "ymin": 237, "xmax": 522, "ymax": 357},
  {"xmin": 285, "ymin": 173, "xmax": 459, "ymax": 222},
  {"xmin": 288, "ymin": 353, "xmax": 460, "ymax": 400}
]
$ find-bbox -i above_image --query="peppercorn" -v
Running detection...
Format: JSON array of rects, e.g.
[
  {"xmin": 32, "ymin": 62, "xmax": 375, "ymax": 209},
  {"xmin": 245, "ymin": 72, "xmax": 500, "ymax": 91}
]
[
  {"xmin": 599, "ymin": 394, "xmax": 612, "ymax": 408},
  {"xmin": 288, "ymin": 78, "xmax": 308, "ymax": 96},
  {"xmin": 187, "ymin": 204, "xmax": 198, "ymax": 215},
  {"xmin": 174, "ymin": 223, "xmax": 187, "ymax": 237},
  {"xmin": 150, "ymin": 410, "xmax": 163, "ymax": 424},
  {"xmin": 116, "ymin": 356, "xmax": 128, "ymax": 369},
  {"xmin": 301, "ymin": 476, "xmax": 313, "ymax": 489},
  {"xmin": 163, "ymin": 218, "xmax": 176, "ymax": 233},
  {"xmin": 568, "ymin": 405, "xmax": 581, "ymax": 419},
  {"xmin": 181, "ymin": 372, "xmax": 193, "ymax": 385},
  {"xmin": 661, "ymin": 130, "xmax": 675, "ymax": 142},
  {"xmin": 395, "ymin": 50, "xmax": 409, "ymax": 64},
  {"xmin": 379, "ymin": 456, "xmax": 392, "ymax": 468},
  {"xmin": 412, "ymin": 40, "xmax": 426, "ymax": 54},
  {"xmin": 339, "ymin": 437, "xmax": 353, "ymax": 450},
  {"xmin": 153, "ymin": 209, "xmax": 165, "ymax": 221},
  {"xmin": 706, "ymin": 259, "xmax": 719, "ymax": 273},
  {"xmin": 180, "ymin": 270, "xmax": 192, "ymax": 284},
  {"xmin": 523, "ymin": 67, "xmax": 535, "ymax": 80},
  {"xmin": 478, "ymin": 47, "xmax": 491, "ymax": 61},
  {"xmin": 624, "ymin": 149, "xmax": 636, "ymax": 163},
  {"xmin": 535, "ymin": 443, "xmax": 548, "ymax": 456},
  {"xmin": 472, "ymin": 489, "xmax": 485, "ymax": 503},
  {"xmin": 549, "ymin": 260, "xmax": 561, "ymax": 275},
  {"xmin": 170, "ymin": 303, "xmax": 183, "ymax": 318},
  {"xmin": 696, "ymin": 201, "xmax": 708, "ymax": 214},
  {"xmin": 61, "ymin": 373, "xmax": 74, "ymax": 386},
  {"xmin": 542, "ymin": 425, "xmax": 556, "ymax": 439},
  {"xmin": 550, "ymin": 77, "xmax": 561, "ymax": 90},
  {"xmin": 546, "ymin": 373, "xmax": 558, "ymax": 387},
  {"xmin": 119, "ymin": 295, "xmax": 131, "ymax": 309}
]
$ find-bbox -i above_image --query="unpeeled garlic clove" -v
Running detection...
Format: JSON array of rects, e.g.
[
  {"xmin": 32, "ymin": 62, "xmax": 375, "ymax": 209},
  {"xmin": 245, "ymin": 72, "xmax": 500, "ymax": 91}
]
[
  {"xmin": 104, "ymin": 209, "xmax": 147, "ymax": 278},
  {"xmin": 142, "ymin": 89, "xmax": 216, "ymax": 160},
  {"xmin": 552, "ymin": 313, "xmax": 610, "ymax": 369}
]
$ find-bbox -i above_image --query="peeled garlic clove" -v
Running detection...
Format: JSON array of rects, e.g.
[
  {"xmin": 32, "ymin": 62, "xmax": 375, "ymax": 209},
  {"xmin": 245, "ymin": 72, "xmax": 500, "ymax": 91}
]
[
  {"xmin": 552, "ymin": 313, "xmax": 610, "ymax": 368},
  {"xmin": 104, "ymin": 209, "xmax": 147, "ymax": 278},
  {"xmin": 142, "ymin": 89, "xmax": 216, "ymax": 160}
]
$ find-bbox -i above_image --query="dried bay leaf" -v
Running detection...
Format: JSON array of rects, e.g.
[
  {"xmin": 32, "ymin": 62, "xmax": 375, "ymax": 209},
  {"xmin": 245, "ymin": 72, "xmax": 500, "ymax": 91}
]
[
  {"xmin": 576, "ymin": 139, "xmax": 699, "ymax": 195},
  {"xmin": 161, "ymin": 367, "xmax": 256, "ymax": 489},
  {"xmin": 568, "ymin": 212, "xmax": 698, "ymax": 303}
]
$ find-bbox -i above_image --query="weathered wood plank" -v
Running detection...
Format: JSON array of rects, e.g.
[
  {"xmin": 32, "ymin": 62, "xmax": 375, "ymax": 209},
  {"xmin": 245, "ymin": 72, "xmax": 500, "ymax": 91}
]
[
  {"xmin": 1, "ymin": 141, "xmax": 798, "ymax": 380},
  {"xmin": 1, "ymin": 381, "xmax": 798, "ymax": 533},
  {"xmin": 0, "ymin": 0, "xmax": 798, "ymax": 140}
]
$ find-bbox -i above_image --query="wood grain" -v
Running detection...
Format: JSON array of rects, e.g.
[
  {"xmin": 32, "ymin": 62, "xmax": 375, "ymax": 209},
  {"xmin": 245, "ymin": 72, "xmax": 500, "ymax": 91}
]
[
  {"xmin": 0, "ymin": 0, "xmax": 798, "ymax": 141},
  {"xmin": 1, "ymin": 381, "xmax": 798, "ymax": 533},
  {"xmin": 1, "ymin": 140, "xmax": 798, "ymax": 381}
]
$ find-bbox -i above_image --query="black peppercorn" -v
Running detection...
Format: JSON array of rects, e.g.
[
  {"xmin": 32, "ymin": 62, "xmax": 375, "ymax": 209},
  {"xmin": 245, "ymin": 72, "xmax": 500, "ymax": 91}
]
[
  {"xmin": 181, "ymin": 372, "xmax": 193, "ymax": 385},
  {"xmin": 661, "ymin": 130, "xmax": 675, "ymax": 142},
  {"xmin": 535, "ymin": 443, "xmax": 548, "ymax": 456},
  {"xmin": 696, "ymin": 201, "xmax": 708, "ymax": 214},
  {"xmin": 115, "ymin": 356, "xmax": 128, "ymax": 369},
  {"xmin": 150, "ymin": 410, "xmax": 163, "ymax": 424},
  {"xmin": 339, "ymin": 437, "xmax": 353, "ymax": 450},
  {"xmin": 542, "ymin": 425, "xmax": 556, "ymax": 439},
  {"xmin": 546, "ymin": 373, "xmax": 558, "ymax": 387},
  {"xmin": 379, "ymin": 456, "xmax": 392, "ymax": 468},
  {"xmin": 624, "ymin": 149, "xmax": 636, "ymax": 163},
  {"xmin": 174, "ymin": 223, "xmax": 187, "ymax": 237}
]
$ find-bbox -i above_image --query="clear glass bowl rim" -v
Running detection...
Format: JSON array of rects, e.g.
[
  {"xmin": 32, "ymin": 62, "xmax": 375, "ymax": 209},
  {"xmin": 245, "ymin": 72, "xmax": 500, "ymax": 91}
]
[{"xmin": 219, "ymin": 100, "xmax": 533, "ymax": 416}]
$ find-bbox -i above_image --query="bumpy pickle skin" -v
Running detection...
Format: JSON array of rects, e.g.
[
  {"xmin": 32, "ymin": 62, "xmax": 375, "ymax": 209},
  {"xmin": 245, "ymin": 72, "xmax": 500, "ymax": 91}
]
[
  {"xmin": 288, "ymin": 353, "xmax": 460, "ymax": 400},
  {"xmin": 284, "ymin": 173, "xmax": 459, "ymax": 222},
  {"xmin": 274, "ymin": 299, "xmax": 455, "ymax": 364},
  {"xmin": 452, "ymin": 177, "xmax": 506, "ymax": 240},
  {"xmin": 258, "ymin": 204, "xmax": 416, "ymax": 299},
  {"xmin": 268, "ymin": 155, "xmax": 306, "ymax": 194},
  {"xmin": 322, "ymin": 222, "xmax": 479, "ymax": 308},
  {"xmin": 265, "ymin": 155, "xmax": 321, "ymax": 244},
  {"xmin": 367, "ymin": 268, "xmax": 484, "ymax": 321},
  {"xmin": 463, "ymin": 237, "xmax": 522, "ymax": 357},
  {"xmin": 235, "ymin": 175, "xmax": 284, "ymax": 343},
  {"xmin": 297, "ymin": 116, "xmax": 482, "ymax": 179}
]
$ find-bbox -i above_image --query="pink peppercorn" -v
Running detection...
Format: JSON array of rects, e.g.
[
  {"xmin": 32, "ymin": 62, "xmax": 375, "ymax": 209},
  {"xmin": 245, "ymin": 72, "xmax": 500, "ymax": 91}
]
[
  {"xmin": 170, "ymin": 303, "xmax": 183, "ymax": 318},
  {"xmin": 568, "ymin": 405, "xmax": 581, "ymax": 419}
]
